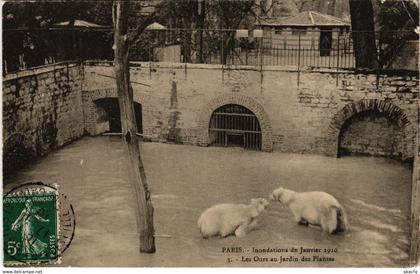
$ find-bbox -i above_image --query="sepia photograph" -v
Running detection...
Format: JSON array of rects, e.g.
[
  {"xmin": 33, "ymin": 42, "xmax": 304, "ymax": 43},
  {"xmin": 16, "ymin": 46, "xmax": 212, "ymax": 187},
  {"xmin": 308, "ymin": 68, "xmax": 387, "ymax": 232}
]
[{"xmin": 1, "ymin": 0, "xmax": 419, "ymax": 269}]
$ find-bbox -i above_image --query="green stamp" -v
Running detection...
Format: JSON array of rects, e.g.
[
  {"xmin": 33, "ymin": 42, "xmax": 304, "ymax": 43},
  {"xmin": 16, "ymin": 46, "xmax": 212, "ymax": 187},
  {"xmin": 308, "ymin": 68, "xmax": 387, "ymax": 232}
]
[{"xmin": 3, "ymin": 185, "xmax": 61, "ymax": 265}]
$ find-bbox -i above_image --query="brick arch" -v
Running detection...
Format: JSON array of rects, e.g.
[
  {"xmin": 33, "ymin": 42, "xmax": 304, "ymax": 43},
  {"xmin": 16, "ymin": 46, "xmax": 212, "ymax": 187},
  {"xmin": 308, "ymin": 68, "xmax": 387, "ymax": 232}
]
[
  {"xmin": 82, "ymin": 88, "xmax": 143, "ymax": 135},
  {"xmin": 197, "ymin": 94, "xmax": 273, "ymax": 152},
  {"xmin": 328, "ymin": 99, "xmax": 414, "ymax": 159},
  {"xmin": 86, "ymin": 88, "xmax": 143, "ymax": 105}
]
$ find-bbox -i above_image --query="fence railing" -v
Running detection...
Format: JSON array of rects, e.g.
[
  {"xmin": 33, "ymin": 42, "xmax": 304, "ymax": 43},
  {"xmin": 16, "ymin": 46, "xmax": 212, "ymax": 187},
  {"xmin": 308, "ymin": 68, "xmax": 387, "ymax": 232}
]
[
  {"xmin": 134, "ymin": 29, "xmax": 357, "ymax": 69},
  {"xmin": 2, "ymin": 28, "xmax": 417, "ymax": 74}
]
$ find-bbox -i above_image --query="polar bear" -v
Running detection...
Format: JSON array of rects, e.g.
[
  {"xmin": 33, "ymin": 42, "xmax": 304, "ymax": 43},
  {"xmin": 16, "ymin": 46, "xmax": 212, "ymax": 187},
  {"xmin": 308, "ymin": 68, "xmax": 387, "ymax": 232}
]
[
  {"xmin": 270, "ymin": 187, "xmax": 348, "ymax": 234},
  {"xmin": 197, "ymin": 198, "xmax": 269, "ymax": 238}
]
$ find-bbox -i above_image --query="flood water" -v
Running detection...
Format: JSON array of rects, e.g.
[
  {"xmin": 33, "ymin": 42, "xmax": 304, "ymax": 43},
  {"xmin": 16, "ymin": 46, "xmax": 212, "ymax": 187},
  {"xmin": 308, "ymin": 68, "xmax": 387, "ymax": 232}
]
[{"xmin": 4, "ymin": 136, "xmax": 412, "ymax": 267}]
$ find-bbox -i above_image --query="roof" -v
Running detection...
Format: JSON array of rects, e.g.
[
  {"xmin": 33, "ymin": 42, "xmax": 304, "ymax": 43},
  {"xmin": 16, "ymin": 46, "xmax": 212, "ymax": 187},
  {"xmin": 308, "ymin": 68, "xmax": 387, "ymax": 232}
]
[
  {"xmin": 53, "ymin": 20, "xmax": 108, "ymax": 28},
  {"xmin": 257, "ymin": 11, "xmax": 350, "ymax": 27},
  {"xmin": 146, "ymin": 22, "xmax": 167, "ymax": 30}
]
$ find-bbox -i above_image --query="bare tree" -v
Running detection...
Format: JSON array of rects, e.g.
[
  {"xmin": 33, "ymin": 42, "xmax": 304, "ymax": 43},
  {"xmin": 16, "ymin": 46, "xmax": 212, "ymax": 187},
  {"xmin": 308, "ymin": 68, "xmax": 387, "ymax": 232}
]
[
  {"xmin": 113, "ymin": 0, "xmax": 157, "ymax": 253},
  {"xmin": 205, "ymin": 0, "xmax": 258, "ymax": 64},
  {"xmin": 290, "ymin": 0, "xmax": 307, "ymax": 12}
]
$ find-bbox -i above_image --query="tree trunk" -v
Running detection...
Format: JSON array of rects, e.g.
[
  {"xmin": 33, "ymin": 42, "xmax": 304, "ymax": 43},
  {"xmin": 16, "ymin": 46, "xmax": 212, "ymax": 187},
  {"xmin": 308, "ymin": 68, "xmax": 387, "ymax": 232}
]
[
  {"xmin": 113, "ymin": 0, "xmax": 156, "ymax": 253},
  {"xmin": 349, "ymin": 0, "xmax": 378, "ymax": 69},
  {"xmin": 183, "ymin": 28, "xmax": 192, "ymax": 63},
  {"xmin": 198, "ymin": 0, "xmax": 206, "ymax": 63}
]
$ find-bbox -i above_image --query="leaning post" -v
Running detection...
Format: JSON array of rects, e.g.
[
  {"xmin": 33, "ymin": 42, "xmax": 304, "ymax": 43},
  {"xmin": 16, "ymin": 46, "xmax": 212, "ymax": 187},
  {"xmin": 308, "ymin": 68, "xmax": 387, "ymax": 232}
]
[{"xmin": 112, "ymin": 0, "xmax": 156, "ymax": 253}]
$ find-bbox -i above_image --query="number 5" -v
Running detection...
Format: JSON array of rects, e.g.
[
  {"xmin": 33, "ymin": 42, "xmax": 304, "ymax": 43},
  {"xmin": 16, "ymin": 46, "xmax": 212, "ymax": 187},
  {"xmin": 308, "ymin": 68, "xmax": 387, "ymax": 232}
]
[{"xmin": 7, "ymin": 241, "xmax": 19, "ymax": 256}]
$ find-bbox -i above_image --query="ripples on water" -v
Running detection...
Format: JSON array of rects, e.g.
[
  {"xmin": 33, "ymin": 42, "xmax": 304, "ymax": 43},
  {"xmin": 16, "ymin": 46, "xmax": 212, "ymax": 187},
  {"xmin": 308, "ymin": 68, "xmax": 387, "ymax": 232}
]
[{"xmin": 4, "ymin": 136, "xmax": 412, "ymax": 267}]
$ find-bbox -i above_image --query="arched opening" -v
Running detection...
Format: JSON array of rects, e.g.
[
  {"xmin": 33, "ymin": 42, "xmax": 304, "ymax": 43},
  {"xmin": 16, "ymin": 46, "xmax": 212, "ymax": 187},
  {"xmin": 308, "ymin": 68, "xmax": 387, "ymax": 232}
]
[
  {"xmin": 198, "ymin": 94, "xmax": 273, "ymax": 151},
  {"xmin": 338, "ymin": 109, "xmax": 404, "ymax": 159},
  {"xmin": 94, "ymin": 98, "xmax": 143, "ymax": 134},
  {"xmin": 209, "ymin": 104, "xmax": 261, "ymax": 150}
]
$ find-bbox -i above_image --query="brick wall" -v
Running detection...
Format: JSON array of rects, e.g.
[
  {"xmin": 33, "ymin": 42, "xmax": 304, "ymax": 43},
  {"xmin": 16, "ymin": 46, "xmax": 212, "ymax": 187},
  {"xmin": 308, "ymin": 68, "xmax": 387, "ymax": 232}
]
[
  {"xmin": 4, "ymin": 62, "xmax": 416, "ymax": 175},
  {"xmin": 339, "ymin": 113, "xmax": 404, "ymax": 158},
  {"xmin": 3, "ymin": 63, "xmax": 84, "ymax": 175},
  {"xmin": 82, "ymin": 62, "xmax": 418, "ymax": 160}
]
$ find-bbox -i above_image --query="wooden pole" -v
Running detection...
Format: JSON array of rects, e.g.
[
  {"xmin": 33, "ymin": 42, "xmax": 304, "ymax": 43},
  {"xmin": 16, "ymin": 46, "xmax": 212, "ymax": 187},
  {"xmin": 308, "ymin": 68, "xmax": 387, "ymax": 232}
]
[
  {"xmin": 113, "ymin": 0, "xmax": 156, "ymax": 253},
  {"xmin": 409, "ymin": 132, "xmax": 419, "ymax": 265}
]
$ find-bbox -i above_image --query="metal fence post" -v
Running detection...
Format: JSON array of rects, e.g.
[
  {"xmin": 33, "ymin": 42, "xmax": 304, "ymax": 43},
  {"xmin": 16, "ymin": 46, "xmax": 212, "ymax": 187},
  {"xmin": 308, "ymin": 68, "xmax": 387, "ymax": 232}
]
[
  {"xmin": 221, "ymin": 30, "xmax": 224, "ymax": 65},
  {"xmin": 337, "ymin": 32, "xmax": 340, "ymax": 68},
  {"xmin": 297, "ymin": 31, "xmax": 301, "ymax": 87},
  {"xmin": 259, "ymin": 36, "xmax": 263, "ymax": 67},
  {"xmin": 298, "ymin": 31, "xmax": 301, "ymax": 68},
  {"xmin": 378, "ymin": 34, "xmax": 382, "ymax": 69},
  {"xmin": 336, "ymin": 31, "xmax": 340, "ymax": 86}
]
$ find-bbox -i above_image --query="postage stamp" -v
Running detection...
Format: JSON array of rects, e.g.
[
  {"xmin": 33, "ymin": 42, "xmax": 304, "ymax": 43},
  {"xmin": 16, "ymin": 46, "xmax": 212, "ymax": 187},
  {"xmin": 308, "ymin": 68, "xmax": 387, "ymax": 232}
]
[
  {"xmin": 3, "ymin": 194, "xmax": 58, "ymax": 264},
  {"xmin": 3, "ymin": 182, "xmax": 75, "ymax": 265}
]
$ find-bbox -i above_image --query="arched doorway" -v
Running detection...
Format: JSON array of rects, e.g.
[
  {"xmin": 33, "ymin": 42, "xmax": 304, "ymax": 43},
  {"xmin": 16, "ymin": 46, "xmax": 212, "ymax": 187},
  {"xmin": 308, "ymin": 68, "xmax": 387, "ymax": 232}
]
[
  {"xmin": 329, "ymin": 99, "xmax": 413, "ymax": 161},
  {"xmin": 209, "ymin": 104, "xmax": 261, "ymax": 150},
  {"xmin": 197, "ymin": 94, "xmax": 273, "ymax": 151},
  {"xmin": 94, "ymin": 98, "xmax": 143, "ymax": 134},
  {"xmin": 338, "ymin": 110, "xmax": 404, "ymax": 158}
]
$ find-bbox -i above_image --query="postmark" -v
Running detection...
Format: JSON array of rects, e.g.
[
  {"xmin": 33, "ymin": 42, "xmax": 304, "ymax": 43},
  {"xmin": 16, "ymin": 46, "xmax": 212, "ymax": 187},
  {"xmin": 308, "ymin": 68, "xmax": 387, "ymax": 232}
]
[{"xmin": 3, "ymin": 182, "xmax": 76, "ymax": 265}]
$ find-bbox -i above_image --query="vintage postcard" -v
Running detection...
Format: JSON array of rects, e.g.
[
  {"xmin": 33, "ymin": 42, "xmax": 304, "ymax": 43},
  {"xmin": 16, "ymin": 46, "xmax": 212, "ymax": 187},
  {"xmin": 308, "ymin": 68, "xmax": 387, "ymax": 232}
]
[{"xmin": 2, "ymin": 0, "xmax": 419, "ymax": 270}]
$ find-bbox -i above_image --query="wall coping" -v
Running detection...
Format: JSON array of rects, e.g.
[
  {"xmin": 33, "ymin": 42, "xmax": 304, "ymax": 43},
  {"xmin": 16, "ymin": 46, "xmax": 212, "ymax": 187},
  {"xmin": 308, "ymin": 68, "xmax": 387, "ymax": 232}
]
[
  {"xmin": 84, "ymin": 60, "xmax": 352, "ymax": 73},
  {"xmin": 3, "ymin": 61, "xmax": 80, "ymax": 82},
  {"xmin": 3, "ymin": 61, "xmax": 418, "ymax": 82},
  {"xmin": 83, "ymin": 60, "xmax": 419, "ymax": 77}
]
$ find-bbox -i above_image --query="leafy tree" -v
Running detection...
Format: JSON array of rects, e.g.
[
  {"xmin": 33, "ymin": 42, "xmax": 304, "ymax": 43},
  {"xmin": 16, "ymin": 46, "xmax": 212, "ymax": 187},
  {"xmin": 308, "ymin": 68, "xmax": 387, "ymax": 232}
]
[
  {"xmin": 3, "ymin": 1, "xmax": 115, "ymax": 69},
  {"xmin": 128, "ymin": 0, "xmax": 264, "ymax": 64}
]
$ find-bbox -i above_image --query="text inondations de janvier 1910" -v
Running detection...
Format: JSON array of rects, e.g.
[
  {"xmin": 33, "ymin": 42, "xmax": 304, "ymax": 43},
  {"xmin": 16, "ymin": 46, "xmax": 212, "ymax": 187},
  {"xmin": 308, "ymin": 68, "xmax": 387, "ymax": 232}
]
[{"xmin": 223, "ymin": 246, "xmax": 338, "ymax": 264}]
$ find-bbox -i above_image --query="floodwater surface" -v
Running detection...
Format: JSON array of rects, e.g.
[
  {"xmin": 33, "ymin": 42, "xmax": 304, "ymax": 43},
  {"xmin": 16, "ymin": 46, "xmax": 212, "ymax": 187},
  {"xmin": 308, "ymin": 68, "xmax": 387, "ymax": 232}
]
[{"xmin": 4, "ymin": 136, "xmax": 412, "ymax": 267}]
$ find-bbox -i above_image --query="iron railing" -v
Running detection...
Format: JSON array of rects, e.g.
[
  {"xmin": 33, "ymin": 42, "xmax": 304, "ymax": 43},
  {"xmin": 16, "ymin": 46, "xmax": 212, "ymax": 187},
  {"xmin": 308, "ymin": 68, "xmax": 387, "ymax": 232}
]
[{"xmin": 2, "ymin": 28, "xmax": 417, "ymax": 74}]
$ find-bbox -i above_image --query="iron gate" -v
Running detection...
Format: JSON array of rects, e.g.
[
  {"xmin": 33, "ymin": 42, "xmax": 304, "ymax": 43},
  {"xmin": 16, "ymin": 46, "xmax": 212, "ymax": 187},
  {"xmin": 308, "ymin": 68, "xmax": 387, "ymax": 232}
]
[{"xmin": 209, "ymin": 104, "xmax": 262, "ymax": 150}]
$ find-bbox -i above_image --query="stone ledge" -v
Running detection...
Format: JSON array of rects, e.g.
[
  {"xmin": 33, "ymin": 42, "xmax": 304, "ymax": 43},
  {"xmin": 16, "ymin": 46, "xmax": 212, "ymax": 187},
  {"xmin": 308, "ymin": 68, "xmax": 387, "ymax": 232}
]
[
  {"xmin": 3, "ymin": 62, "xmax": 80, "ymax": 82},
  {"xmin": 83, "ymin": 60, "xmax": 420, "ymax": 77}
]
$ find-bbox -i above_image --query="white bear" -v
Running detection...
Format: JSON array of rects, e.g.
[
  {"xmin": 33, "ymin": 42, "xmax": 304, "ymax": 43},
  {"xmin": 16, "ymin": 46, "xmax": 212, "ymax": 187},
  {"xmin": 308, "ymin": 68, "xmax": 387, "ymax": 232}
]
[
  {"xmin": 270, "ymin": 187, "xmax": 348, "ymax": 234},
  {"xmin": 197, "ymin": 198, "xmax": 269, "ymax": 238}
]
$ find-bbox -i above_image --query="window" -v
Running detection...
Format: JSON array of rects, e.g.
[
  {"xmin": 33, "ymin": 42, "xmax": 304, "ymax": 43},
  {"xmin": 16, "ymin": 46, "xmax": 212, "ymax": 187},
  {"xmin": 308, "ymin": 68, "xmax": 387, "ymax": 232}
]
[{"xmin": 274, "ymin": 28, "xmax": 282, "ymax": 35}]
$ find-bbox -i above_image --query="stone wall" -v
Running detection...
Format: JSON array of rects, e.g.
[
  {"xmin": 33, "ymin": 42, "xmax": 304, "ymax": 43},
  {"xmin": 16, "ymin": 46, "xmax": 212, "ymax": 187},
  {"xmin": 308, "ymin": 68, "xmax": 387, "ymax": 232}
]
[
  {"xmin": 3, "ymin": 61, "xmax": 416, "ymax": 165},
  {"xmin": 82, "ymin": 62, "xmax": 418, "ymax": 160},
  {"xmin": 3, "ymin": 61, "xmax": 419, "ymax": 262},
  {"xmin": 297, "ymin": 71, "xmax": 418, "ymax": 159},
  {"xmin": 3, "ymin": 63, "xmax": 84, "ymax": 175},
  {"xmin": 339, "ymin": 113, "xmax": 404, "ymax": 158}
]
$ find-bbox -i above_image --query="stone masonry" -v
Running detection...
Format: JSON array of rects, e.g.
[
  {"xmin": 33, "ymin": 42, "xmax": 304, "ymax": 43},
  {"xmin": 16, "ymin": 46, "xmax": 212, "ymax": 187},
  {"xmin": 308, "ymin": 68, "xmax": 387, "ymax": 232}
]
[
  {"xmin": 3, "ymin": 61, "xmax": 418, "ymax": 162},
  {"xmin": 2, "ymin": 61, "xmax": 419, "ymax": 263},
  {"xmin": 82, "ymin": 62, "xmax": 418, "ymax": 160},
  {"xmin": 3, "ymin": 63, "xmax": 84, "ymax": 175}
]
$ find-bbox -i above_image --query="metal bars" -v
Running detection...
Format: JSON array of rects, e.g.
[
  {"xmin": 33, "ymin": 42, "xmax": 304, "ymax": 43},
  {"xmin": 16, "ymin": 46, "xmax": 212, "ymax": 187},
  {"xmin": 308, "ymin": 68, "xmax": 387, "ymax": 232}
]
[{"xmin": 209, "ymin": 104, "xmax": 262, "ymax": 150}]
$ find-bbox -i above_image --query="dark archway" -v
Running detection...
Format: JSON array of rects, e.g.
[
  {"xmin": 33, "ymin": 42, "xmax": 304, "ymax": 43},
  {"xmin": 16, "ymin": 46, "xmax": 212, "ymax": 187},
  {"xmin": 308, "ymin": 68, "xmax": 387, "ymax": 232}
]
[
  {"xmin": 209, "ymin": 104, "xmax": 262, "ymax": 150},
  {"xmin": 94, "ymin": 98, "xmax": 143, "ymax": 134},
  {"xmin": 329, "ymin": 99, "xmax": 413, "ymax": 161}
]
